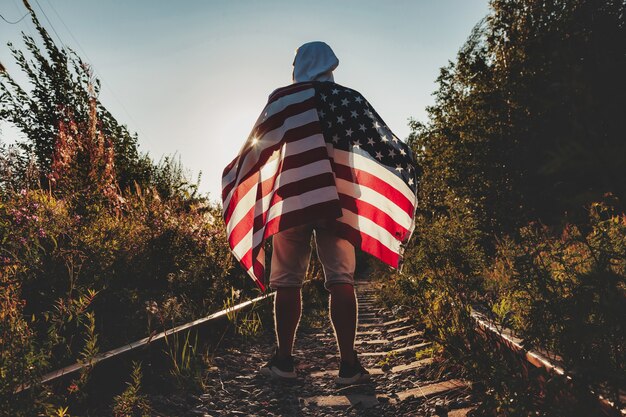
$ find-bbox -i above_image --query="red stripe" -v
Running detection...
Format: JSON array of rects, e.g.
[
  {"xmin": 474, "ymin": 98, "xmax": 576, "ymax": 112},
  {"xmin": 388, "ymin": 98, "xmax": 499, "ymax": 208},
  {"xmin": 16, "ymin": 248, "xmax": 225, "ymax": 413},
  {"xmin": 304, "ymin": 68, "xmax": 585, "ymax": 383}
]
[
  {"xmin": 224, "ymin": 170, "xmax": 261, "ymax": 226},
  {"xmin": 252, "ymin": 275, "xmax": 266, "ymax": 292},
  {"xmin": 338, "ymin": 193, "xmax": 410, "ymax": 241},
  {"xmin": 281, "ymin": 146, "xmax": 329, "ymax": 171},
  {"xmin": 222, "ymin": 92, "xmax": 318, "ymax": 200},
  {"xmin": 252, "ymin": 259, "xmax": 265, "ymax": 290},
  {"xmin": 222, "ymin": 121, "xmax": 321, "ymax": 202},
  {"xmin": 268, "ymin": 82, "xmax": 314, "ymax": 102},
  {"xmin": 332, "ymin": 221, "xmax": 400, "ymax": 267},
  {"xmin": 264, "ymin": 200, "xmax": 343, "ymax": 238},
  {"xmin": 238, "ymin": 246, "xmax": 264, "ymax": 277},
  {"xmin": 238, "ymin": 247, "xmax": 266, "ymax": 290},
  {"xmin": 254, "ymin": 97, "xmax": 317, "ymax": 138},
  {"xmin": 333, "ymin": 163, "xmax": 414, "ymax": 217},
  {"xmin": 238, "ymin": 247, "xmax": 253, "ymax": 271},
  {"xmin": 225, "ymin": 96, "xmax": 316, "ymax": 184},
  {"xmin": 228, "ymin": 162, "xmax": 285, "ymax": 248},
  {"xmin": 228, "ymin": 204, "xmax": 254, "ymax": 249},
  {"xmin": 257, "ymin": 172, "xmax": 337, "ymax": 230},
  {"xmin": 224, "ymin": 145, "xmax": 329, "ymax": 226},
  {"xmin": 229, "ymin": 171, "xmax": 336, "ymax": 249}
]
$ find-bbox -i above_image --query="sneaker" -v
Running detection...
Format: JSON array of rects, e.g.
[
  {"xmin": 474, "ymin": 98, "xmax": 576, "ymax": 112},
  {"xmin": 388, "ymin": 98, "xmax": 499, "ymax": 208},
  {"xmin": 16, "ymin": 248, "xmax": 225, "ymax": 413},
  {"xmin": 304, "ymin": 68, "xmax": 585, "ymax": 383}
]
[
  {"xmin": 259, "ymin": 349, "xmax": 297, "ymax": 380},
  {"xmin": 335, "ymin": 351, "xmax": 370, "ymax": 385}
]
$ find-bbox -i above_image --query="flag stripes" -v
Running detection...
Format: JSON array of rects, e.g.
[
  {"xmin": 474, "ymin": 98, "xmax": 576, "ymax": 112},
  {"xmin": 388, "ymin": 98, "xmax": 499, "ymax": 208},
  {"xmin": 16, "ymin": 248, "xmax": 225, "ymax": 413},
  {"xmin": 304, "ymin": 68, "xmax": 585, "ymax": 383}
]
[{"xmin": 222, "ymin": 81, "xmax": 417, "ymax": 289}]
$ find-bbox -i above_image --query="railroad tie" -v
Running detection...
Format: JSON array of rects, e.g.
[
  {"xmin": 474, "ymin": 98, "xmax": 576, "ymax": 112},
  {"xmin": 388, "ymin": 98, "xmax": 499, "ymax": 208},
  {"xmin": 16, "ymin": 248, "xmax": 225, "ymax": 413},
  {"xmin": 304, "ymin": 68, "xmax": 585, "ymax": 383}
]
[{"xmin": 192, "ymin": 280, "xmax": 478, "ymax": 416}]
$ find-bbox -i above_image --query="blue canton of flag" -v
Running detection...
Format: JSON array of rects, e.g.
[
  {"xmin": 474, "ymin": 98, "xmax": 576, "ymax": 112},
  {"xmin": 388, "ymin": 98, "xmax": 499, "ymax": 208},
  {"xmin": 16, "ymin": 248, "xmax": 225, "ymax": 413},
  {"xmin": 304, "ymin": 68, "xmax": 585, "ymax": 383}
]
[{"xmin": 315, "ymin": 83, "xmax": 417, "ymax": 195}]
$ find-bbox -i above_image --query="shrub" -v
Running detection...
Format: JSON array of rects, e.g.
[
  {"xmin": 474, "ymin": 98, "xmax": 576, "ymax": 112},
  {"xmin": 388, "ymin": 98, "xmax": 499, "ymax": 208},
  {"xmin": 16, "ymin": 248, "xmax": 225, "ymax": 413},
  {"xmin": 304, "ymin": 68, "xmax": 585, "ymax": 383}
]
[{"xmin": 486, "ymin": 202, "xmax": 626, "ymax": 405}]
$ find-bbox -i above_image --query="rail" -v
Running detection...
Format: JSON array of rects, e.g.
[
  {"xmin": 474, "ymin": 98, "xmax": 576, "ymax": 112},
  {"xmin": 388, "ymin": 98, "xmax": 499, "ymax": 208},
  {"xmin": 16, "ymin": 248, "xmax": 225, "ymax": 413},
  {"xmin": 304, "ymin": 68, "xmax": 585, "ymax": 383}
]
[
  {"xmin": 16, "ymin": 291, "xmax": 275, "ymax": 393},
  {"xmin": 471, "ymin": 309, "xmax": 624, "ymax": 416}
]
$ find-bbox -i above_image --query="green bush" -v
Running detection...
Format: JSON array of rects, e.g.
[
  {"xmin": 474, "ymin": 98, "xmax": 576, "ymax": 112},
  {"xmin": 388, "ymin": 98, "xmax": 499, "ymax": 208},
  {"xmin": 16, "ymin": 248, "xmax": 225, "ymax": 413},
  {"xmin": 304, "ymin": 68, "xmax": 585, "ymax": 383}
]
[
  {"xmin": 0, "ymin": 4, "xmax": 255, "ymax": 416},
  {"xmin": 486, "ymin": 202, "xmax": 626, "ymax": 403},
  {"xmin": 380, "ymin": 0, "xmax": 626, "ymax": 414}
]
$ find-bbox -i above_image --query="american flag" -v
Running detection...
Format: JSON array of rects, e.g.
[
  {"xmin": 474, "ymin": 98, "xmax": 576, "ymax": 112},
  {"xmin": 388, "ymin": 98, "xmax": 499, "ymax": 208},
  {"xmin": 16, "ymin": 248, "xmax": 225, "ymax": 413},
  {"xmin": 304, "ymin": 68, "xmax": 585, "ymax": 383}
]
[{"xmin": 222, "ymin": 81, "xmax": 417, "ymax": 290}]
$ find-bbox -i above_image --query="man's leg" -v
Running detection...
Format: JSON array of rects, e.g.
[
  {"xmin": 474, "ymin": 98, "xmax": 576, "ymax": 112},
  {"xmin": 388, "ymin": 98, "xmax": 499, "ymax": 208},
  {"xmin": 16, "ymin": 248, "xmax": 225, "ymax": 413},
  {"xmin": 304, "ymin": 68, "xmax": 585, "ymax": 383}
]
[
  {"xmin": 314, "ymin": 228, "xmax": 358, "ymax": 363},
  {"xmin": 316, "ymin": 230, "xmax": 368, "ymax": 384},
  {"xmin": 329, "ymin": 283, "xmax": 357, "ymax": 365},
  {"xmin": 268, "ymin": 225, "xmax": 313, "ymax": 358},
  {"xmin": 274, "ymin": 287, "xmax": 302, "ymax": 359}
]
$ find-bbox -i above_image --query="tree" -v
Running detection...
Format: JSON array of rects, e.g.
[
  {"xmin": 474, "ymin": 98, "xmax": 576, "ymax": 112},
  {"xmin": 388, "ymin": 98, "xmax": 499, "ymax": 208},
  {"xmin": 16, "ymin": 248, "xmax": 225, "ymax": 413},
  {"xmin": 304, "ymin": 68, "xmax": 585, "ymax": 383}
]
[
  {"xmin": 0, "ymin": 1, "xmax": 152, "ymax": 193},
  {"xmin": 412, "ymin": 0, "xmax": 626, "ymax": 233}
]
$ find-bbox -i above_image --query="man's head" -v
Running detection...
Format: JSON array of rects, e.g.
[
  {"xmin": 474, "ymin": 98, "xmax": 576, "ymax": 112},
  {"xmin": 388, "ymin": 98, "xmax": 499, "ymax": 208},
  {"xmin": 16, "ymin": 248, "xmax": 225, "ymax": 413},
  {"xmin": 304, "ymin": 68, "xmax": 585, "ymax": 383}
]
[{"xmin": 292, "ymin": 41, "xmax": 339, "ymax": 83}]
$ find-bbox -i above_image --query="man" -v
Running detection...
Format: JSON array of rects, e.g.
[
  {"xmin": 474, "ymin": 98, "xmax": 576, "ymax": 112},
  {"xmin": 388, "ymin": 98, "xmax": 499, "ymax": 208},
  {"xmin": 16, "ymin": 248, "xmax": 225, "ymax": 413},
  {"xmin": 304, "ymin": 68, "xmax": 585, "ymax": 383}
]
[{"xmin": 221, "ymin": 41, "xmax": 417, "ymax": 385}]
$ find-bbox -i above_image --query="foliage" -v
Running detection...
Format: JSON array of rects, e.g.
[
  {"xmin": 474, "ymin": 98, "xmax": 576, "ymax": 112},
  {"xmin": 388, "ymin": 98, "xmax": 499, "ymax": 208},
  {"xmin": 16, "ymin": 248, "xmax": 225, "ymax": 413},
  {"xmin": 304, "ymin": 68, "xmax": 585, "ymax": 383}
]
[
  {"xmin": 380, "ymin": 0, "xmax": 626, "ymax": 414},
  {"xmin": 163, "ymin": 329, "xmax": 206, "ymax": 392},
  {"xmin": 223, "ymin": 286, "xmax": 264, "ymax": 340},
  {"xmin": 0, "ymin": 5, "xmax": 253, "ymax": 416},
  {"xmin": 411, "ymin": 0, "xmax": 626, "ymax": 236},
  {"xmin": 486, "ymin": 202, "xmax": 626, "ymax": 403},
  {"xmin": 112, "ymin": 362, "xmax": 152, "ymax": 417},
  {"xmin": 0, "ymin": 257, "xmax": 47, "ymax": 416},
  {"xmin": 0, "ymin": 3, "xmax": 151, "ymax": 192}
]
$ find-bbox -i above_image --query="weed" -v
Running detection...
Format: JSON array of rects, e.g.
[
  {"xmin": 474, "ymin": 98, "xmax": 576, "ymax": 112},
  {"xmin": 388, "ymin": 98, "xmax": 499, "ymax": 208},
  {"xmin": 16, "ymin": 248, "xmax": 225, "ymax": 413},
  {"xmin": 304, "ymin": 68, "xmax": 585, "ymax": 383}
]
[{"xmin": 112, "ymin": 361, "xmax": 152, "ymax": 417}]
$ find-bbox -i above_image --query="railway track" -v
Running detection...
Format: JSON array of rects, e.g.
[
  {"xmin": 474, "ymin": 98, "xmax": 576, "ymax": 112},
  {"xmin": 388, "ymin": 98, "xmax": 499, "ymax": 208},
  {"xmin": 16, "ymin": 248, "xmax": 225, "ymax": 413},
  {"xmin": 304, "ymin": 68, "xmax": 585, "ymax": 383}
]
[
  {"xmin": 185, "ymin": 280, "xmax": 477, "ymax": 416},
  {"xmin": 20, "ymin": 278, "xmax": 623, "ymax": 416}
]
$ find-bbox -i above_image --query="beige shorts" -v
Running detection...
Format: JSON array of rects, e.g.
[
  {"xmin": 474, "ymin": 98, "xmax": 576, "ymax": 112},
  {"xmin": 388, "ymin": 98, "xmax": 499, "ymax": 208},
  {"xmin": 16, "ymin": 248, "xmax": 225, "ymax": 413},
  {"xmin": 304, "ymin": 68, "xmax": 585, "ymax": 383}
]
[{"xmin": 269, "ymin": 223, "xmax": 355, "ymax": 290}]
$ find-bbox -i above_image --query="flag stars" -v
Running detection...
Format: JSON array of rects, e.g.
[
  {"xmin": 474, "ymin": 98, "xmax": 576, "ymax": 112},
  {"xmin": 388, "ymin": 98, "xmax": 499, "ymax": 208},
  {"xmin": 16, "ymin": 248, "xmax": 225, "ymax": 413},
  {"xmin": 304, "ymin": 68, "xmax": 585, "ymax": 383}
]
[{"xmin": 317, "ymin": 86, "xmax": 412, "ymax": 181}]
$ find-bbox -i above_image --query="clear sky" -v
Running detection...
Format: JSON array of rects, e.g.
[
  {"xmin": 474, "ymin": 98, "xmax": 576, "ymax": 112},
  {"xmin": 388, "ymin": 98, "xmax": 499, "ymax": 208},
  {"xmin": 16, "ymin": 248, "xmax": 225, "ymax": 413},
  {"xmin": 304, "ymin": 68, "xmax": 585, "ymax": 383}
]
[{"xmin": 1, "ymin": 0, "xmax": 490, "ymax": 201}]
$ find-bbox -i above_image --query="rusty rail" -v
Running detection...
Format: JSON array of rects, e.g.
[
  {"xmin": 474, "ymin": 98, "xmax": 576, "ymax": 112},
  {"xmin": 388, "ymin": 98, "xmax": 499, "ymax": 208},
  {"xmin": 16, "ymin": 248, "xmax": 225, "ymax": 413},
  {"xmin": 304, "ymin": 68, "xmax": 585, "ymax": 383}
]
[
  {"xmin": 471, "ymin": 309, "xmax": 624, "ymax": 416},
  {"xmin": 16, "ymin": 292, "xmax": 275, "ymax": 393}
]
